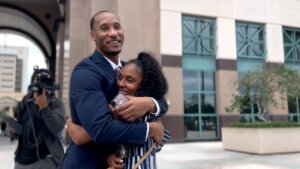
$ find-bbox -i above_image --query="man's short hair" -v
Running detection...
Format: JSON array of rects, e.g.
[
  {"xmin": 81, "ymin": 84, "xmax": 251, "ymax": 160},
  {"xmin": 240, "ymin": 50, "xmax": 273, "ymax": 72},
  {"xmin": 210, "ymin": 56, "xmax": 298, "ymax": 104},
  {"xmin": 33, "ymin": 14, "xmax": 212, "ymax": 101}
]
[{"xmin": 90, "ymin": 10, "xmax": 113, "ymax": 31}]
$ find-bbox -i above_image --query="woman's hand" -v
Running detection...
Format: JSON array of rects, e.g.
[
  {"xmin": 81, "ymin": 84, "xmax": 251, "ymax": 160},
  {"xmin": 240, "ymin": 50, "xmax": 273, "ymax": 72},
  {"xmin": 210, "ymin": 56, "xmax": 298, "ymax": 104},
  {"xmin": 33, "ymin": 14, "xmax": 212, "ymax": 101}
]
[
  {"xmin": 107, "ymin": 154, "xmax": 124, "ymax": 169},
  {"xmin": 113, "ymin": 96, "xmax": 154, "ymax": 122},
  {"xmin": 109, "ymin": 104, "xmax": 120, "ymax": 119},
  {"xmin": 66, "ymin": 118, "xmax": 92, "ymax": 145}
]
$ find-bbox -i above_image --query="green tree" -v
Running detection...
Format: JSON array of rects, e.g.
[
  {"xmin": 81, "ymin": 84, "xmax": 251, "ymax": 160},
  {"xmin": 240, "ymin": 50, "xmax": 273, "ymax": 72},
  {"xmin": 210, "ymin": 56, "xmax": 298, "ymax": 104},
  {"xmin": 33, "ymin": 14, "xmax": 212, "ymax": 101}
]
[{"xmin": 226, "ymin": 64, "xmax": 300, "ymax": 123}]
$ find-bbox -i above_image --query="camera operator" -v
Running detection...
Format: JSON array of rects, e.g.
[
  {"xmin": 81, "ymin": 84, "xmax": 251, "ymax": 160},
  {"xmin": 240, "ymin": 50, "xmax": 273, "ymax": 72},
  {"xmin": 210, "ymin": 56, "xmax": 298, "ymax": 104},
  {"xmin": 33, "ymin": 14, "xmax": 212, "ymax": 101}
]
[{"xmin": 10, "ymin": 66, "xmax": 66, "ymax": 169}]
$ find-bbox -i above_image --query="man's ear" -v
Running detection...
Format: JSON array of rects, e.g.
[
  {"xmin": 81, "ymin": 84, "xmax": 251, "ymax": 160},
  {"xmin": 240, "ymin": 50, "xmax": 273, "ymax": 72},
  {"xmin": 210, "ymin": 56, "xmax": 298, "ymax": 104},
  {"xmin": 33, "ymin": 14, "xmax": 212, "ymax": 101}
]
[{"xmin": 90, "ymin": 31, "xmax": 95, "ymax": 41}]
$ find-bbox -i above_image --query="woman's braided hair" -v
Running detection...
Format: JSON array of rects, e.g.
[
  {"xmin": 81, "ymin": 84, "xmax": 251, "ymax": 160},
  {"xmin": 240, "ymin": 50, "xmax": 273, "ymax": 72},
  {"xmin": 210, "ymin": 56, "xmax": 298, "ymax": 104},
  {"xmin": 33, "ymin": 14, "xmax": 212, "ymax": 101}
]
[{"xmin": 127, "ymin": 52, "xmax": 168, "ymax": 99}]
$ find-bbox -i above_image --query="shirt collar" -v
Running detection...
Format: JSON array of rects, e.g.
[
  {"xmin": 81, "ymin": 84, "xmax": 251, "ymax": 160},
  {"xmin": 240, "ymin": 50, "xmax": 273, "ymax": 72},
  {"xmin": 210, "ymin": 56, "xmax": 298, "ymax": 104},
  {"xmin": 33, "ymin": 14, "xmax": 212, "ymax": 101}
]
[{"xmin": 103, "ymin": 56, "xmax": 122, "ymax": 70}]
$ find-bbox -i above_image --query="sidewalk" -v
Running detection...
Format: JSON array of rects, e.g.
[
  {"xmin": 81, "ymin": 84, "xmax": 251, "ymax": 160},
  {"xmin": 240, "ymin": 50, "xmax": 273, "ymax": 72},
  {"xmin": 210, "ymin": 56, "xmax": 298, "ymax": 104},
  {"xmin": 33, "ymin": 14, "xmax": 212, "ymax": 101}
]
[
  {"xmin": 0, "ymin": 136, "xmax": 17, "ymax": 146},
  {"xmin": 157, "ymin": 142, "xmax": 300, "ymax": 169},
  {"xmin": 1, "ymin": 138, "xmax": 299, "ymax": 169}
]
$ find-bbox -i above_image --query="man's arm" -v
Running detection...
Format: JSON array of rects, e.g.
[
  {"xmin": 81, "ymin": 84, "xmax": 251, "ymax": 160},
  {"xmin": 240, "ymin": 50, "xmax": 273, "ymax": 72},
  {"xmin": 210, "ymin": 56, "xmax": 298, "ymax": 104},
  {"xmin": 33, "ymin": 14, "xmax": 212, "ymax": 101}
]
[
  {"xmin": 149, "ymin": 97, "xmax": 168, "ymax": 118},
  {"xmin": 113, "ymin": 96, "xmax": 168, "ymax": 122},
  {"xmin": 71, "ymin": 68, "xmax": 149, "ymax": 145}
]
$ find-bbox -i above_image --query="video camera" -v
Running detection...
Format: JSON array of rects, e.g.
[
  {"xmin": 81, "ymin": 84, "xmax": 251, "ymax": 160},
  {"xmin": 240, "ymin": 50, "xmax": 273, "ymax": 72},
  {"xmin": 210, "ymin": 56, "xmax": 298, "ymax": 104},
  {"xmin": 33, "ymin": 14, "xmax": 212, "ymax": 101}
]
[{"xmin": 29, "ymin": 66, "xmax": 59, "ymax": 95}]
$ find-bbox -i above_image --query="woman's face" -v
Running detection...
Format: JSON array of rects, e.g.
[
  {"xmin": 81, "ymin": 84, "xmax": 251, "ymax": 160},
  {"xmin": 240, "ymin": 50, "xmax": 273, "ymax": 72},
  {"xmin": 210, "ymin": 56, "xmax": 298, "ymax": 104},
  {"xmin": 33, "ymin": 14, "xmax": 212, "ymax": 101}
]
[{"xmin": 117, "ymin": 63, "xmax": 143, "ymax": 96}]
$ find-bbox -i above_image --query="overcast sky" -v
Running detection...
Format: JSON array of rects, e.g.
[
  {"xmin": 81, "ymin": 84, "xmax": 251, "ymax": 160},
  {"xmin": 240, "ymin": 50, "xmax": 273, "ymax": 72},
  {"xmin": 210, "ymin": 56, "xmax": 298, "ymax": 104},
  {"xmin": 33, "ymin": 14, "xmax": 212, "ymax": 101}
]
[{"xmin": 0, "ymin": 33, "xmax": 47, "ymax": 93}]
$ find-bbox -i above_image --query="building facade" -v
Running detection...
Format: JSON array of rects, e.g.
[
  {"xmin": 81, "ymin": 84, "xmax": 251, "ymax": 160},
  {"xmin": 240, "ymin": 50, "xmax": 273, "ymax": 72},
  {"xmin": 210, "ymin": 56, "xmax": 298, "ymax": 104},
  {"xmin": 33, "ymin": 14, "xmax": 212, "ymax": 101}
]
[
  {"xmin": 0, "ymin": 46, "xmax": 28, "ymax": 94},
  {"xmin": 0, "ymin": 51, "xmax": 17, "ymax": 93},
  {"xmin": 63, "ymin": 0, "xmax": 300, "ymax": 142},
  {"xmin": 0, "ymin": 46, "xmax": 28, "ymax": 117}
]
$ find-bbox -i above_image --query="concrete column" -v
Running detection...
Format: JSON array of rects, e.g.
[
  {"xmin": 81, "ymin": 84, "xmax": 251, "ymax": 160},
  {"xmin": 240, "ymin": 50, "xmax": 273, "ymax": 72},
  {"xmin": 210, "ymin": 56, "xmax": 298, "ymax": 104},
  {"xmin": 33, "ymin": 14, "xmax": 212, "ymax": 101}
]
[
  {"xmin": 68, "ymin": 0, "xmax": 92, "ymax": 73},
  {"xmin": 215, "ymin": 17, "xmax": 238, "ymax": 115},
  {"xmin": 57, "ymin": 22, "xmax": 65, "ymax": 99},
  {"xmin": 215, "ymin": 18, "xmax": 239, "ymax": 125},
  {"xmin": 117, "ymin": 0, "xmax": 160, "ymax": 61},
  {"xmin": 265, "ymin": 24, "xmax": 284, "ymax": 63},
  {"xmin": 162, "ymin": 66, "xmax": 185, "ymax": 142}
]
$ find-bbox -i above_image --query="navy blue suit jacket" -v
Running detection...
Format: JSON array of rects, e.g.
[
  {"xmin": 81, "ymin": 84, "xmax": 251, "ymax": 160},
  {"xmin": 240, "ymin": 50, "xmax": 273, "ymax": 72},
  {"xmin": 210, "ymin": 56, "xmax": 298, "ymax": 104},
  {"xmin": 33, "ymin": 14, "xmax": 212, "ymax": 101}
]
[{"xmin": 61, "ymin": 51, "xmax": 168, "ymax": 169}]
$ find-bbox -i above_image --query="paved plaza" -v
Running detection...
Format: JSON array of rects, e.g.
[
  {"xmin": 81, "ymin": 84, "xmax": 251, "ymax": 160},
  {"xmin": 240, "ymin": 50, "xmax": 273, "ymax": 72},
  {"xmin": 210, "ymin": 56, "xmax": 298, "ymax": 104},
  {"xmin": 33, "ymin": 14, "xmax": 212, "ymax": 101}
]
[
  {"xmin": 1, "ymin": 136, "xmax": 300, "ymax": 169},
  {"xmin": 157, "ymin": 142, "xmax": 300, "ymax": 169}
]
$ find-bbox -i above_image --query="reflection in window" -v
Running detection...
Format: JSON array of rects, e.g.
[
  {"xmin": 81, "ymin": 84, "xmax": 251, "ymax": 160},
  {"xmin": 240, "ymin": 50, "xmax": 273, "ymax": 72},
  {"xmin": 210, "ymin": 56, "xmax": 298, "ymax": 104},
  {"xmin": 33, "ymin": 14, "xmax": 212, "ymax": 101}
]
[
  {"xmin": 288, "ymin": 96, "xmax": 300, "ymax": 122},
  {"xmin": 203, "ymin": 72, "xmax": 215, "ymax": 91},
  {"xmin": 201, "ymin": 94, "xmax": 215, "ymax": 114},
  {"xmin": 200, "ymin": 117, "xmax": 217, "ymax": 139},
  {"xmin": 183, "ymin": 70, "xmax": 216, "ymax": 115},
  {"xmin": 184, "ymin": 93, "xmax": 199, "ymax": 114},
  {"xmin": 184, "ymin": 116, "xmax": 200, "ymax": 138},
  {"xmin": 183, "ymin": 70, "xmax": 218, "ymax": 140},
  {"xmin": 288, "ymin": 96, "xmax": 298, "ymax": 114},
  {"xmin": 183, "ymin": 71, "xmax": 198, "ymax": 91}
]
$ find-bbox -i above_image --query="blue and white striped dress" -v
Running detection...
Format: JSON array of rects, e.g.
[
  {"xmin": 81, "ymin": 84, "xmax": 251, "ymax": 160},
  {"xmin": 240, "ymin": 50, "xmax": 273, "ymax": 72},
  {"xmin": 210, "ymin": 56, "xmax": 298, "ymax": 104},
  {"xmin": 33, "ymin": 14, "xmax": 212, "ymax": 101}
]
[{"xmin": 121, "ymin": 114, "xmax": 171, "ymax": 169}]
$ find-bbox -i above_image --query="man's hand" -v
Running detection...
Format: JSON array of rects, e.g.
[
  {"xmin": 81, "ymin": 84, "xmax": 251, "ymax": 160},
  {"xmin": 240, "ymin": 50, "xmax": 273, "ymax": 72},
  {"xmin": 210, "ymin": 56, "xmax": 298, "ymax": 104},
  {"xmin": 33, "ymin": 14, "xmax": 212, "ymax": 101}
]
[
  {"xmin": 149, "ymin": 120, "xmax": 164, "ymax": 145},
  {"xmin": 113, "ymin": 96, "xmax": 156, "ymax": 122},
  {"xmin": 107, "ymin": 153, "xmax": 124, "ymax": 169},
  {"xmin": 33, "ymin": 89, "xmax": 48, "ymax": 109}
]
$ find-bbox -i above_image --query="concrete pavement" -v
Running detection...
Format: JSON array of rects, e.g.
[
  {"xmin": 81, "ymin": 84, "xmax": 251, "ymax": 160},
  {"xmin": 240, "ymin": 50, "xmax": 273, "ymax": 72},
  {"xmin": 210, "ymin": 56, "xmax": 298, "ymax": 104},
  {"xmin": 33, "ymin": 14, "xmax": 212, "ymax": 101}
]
[
  {"xmin": 157, "ymin": 142, "xmax": 300, "ymax": 169},
  {"xmin": 0, "ymin": 136, "xmax": 17, "ymax": 169},
  {"xmin": 1, "ymin": 136, "xmax": 300, "ymax": 169}
]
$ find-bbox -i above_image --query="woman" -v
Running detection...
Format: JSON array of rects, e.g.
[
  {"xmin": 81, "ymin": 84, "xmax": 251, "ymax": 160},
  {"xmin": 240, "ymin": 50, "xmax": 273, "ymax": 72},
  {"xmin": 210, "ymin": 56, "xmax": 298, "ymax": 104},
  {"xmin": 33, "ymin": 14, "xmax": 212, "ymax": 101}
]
[{"xmin": 67, "ymin": 52, "xmax": 170, "ymax": 169}]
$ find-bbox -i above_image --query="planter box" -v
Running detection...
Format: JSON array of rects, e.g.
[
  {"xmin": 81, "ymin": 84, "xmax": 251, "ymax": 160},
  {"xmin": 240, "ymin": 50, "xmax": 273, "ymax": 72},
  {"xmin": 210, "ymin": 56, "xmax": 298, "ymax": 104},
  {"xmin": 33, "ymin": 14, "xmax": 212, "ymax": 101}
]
[{"xmin": 222, "ymin": 127, "xmax": 300, "ymax": 154}]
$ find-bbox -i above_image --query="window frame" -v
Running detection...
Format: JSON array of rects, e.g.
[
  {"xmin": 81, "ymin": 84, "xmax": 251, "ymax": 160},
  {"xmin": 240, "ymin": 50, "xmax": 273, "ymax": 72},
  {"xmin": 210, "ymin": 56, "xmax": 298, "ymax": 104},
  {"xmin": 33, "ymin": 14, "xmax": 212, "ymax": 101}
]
[{"xmin": 236, "ymin": 22, "xmax": 266, "ymax": 59}]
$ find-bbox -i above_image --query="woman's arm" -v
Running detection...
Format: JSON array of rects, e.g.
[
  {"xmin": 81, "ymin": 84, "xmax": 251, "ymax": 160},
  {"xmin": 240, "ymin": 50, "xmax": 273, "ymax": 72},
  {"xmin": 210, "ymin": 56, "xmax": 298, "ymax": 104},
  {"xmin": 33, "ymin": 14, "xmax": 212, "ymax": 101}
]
[
  {"xmin": 66, "ymin": 118, "xmax": 92, "ymax": 145},
  {"xmin": 67, "ymin": 104, "xmax": 118, "ymax": 145}
]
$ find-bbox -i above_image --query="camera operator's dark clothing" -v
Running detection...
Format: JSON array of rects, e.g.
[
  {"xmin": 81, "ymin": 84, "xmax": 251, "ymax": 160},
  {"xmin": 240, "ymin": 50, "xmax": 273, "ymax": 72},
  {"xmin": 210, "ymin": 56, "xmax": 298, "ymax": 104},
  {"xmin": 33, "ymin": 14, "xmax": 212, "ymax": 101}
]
[{"xmin": 14, "ymin": 93, "xmax": 65, "ymax": 168}]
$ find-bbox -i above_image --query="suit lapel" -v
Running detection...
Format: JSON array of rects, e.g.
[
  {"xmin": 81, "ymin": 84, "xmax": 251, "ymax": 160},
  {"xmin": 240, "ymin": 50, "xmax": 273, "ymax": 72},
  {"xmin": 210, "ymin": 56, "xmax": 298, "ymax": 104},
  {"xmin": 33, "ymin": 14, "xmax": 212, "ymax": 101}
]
[{"xmin": 90, "ymin": 51, "xmax": 115, "ymax": 81}]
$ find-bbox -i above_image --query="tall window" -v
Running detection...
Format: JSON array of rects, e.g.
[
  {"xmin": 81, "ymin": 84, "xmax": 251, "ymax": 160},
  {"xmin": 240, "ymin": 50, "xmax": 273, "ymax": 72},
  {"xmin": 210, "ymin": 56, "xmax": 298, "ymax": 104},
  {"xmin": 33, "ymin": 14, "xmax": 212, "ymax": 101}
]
[
  {"xmin": 283, "ymin": 27, "xmax": 300, "ymax": 63},
  {"xmin": 284, "ymin": 27, "xmax": 300, "ymax": 122},
  {"xmin": 182, "ymin": 15, "xmax": 218, "ymax": 140},
  {"xmin": 236, "ymin": 22, "xmax": 265, "ymax": 59},
  {"xmin": 183, "ymin": 70, "xmax": 217, "ymax": 140},
  {"xmin": 288, "ymin": 96, "xmax": 300, "ymax": 122},
  {"xmin": 183, "ymin": 16, "xmax": 215, "ymax": 57},
  {"xmin": 236, "ymin": 22, "xmax": 265, "ymax": 121}
]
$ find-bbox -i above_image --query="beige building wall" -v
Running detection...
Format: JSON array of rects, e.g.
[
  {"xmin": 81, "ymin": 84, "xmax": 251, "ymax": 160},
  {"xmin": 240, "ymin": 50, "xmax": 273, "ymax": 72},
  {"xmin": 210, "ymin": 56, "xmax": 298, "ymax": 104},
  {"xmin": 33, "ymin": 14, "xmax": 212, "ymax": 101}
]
[
  {"xmin": 162, "ymin": 66, "xmax": 185, "ymax": 141},
  {"xmin": 215, "ymin": 17, "xmax": 239, "ymax": 122},
  {"xmin": 118, "ymin": 0, "xmax": 161, "ymax": 62},
  {"xmin": 65, "ymin": 0, "xmax": 300, "ymax": 141},
  {"xmin": 160, "ymin": 0, "xmax": 299, "ymax": 119},
  {"xmin": 67, "ymin": 0, "xmax": 92, "ymax": 73},
  {"xmin": 266, "ymin": 24, "xmax": 285, "ymax": 63},
  {"xmin": 160, "ymin": 2, "xmax": 185, "ymax": 141},
  {"xmin": 68, "ymin": 0, "xmax": 161, "ymax": 71}
]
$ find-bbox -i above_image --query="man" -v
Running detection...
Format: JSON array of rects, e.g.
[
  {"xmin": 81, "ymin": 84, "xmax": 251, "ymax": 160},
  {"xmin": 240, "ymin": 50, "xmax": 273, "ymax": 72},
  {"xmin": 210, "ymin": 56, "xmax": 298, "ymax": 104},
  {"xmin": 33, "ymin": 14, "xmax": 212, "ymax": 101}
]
[
  {"xmin": 11, "ymin": 67, "xmax": 65, "ymax": 169},
  {"xmin": 61, "ymin": 11, "xmax": 167, "ymax": 169},
  {"xmin": 1, "ymin": 120, "xmax": 6, "ymax": 136}
]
